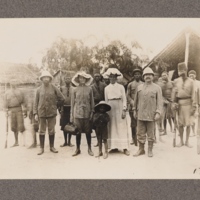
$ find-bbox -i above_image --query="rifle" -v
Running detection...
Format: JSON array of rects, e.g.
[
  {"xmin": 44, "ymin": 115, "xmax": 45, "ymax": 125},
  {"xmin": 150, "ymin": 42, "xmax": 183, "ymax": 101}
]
[
  {"xmin": 197, "ymin": 111, "xmax": 200, "ymax": 154},
  {"xmin": 5, "ymin": 109, "xmax": 8, "ymax": 149},
  {"xmin": 173, "ymin": 106, "xmax": 179, "ymax": 147}
]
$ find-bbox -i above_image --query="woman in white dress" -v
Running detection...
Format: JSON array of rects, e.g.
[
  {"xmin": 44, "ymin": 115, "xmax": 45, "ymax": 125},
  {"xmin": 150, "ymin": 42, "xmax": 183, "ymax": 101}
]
[{"xmin": 104, "ymin": 68, "xmax": 130, "ymax": 156}]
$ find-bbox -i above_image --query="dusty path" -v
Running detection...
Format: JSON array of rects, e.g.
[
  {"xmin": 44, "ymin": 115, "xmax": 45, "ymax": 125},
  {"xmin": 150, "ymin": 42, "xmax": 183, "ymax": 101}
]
[{"xmin": 0, "ymin": 111, "xmax": 200, "ymax": 179}]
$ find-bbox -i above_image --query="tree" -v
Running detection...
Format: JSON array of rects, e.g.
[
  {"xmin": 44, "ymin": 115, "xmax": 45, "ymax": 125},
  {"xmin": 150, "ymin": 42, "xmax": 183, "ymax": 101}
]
[{"xmin": 42, "ymin": 36, "xmax": 150, "ymax": 82}]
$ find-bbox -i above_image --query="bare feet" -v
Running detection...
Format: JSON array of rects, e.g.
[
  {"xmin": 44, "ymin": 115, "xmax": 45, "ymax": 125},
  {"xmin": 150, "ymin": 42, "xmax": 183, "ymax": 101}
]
[
  {"xmin": 185, "ymin": 142, "xmax": 193, "ymax": 148},
  {"xmin": 103, "ymin": 152, "xmax": 108, "ymax": 159},
  {"xmin": 176, "ymin": 142, "xmax": 184, "ymax": 147},
  {"xmin": 11, "ymin": 143, "xmax": 19, "ymax": 147}
]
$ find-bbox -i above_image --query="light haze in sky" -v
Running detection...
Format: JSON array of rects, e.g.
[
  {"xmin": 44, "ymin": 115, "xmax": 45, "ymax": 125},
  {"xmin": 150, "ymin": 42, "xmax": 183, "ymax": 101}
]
[{"xmin": 0, "ymin": 18, "xmax": 200, "ymax": 67}]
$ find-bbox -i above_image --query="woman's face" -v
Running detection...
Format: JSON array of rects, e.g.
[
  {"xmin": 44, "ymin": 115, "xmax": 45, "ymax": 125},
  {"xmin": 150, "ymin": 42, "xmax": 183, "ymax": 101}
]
[
  {"xmin": 109, "ymin": 74, "xmax": 117, "ymax": 84},
  {"xmin": 79, "ymin": 76, "xmax": 87, "ymax": 84}
]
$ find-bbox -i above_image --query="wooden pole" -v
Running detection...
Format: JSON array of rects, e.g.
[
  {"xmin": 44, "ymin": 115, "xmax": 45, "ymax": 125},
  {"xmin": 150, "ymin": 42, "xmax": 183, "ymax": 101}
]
[{"xmin": 184, "ymin": 32, "xmax": 190, "ymax": 68}]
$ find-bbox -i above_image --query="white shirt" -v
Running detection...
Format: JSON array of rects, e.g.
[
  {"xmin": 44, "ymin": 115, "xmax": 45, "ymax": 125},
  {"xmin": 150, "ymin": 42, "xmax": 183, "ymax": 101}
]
[{"xmin": 105, "ymin": 83, "xmax": 127, "ymax": 109}]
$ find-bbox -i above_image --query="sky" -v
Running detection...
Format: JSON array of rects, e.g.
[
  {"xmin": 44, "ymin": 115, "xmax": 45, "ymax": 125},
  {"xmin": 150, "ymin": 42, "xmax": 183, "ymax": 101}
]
[{"xmin": 0, "ymin": 18, "xmax": 200, "ymax": 67}]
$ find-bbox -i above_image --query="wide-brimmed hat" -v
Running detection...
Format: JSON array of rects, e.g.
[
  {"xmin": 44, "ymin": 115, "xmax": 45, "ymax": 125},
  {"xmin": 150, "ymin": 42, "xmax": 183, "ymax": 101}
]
[
  {"xmin": 103, "ymin": 68, "xmax": 123, "ymax": 79},
  {"xmin": 94, "ymin": 101, "xmax": 111, "ymax": 112},
  {"xmin": 142, "ymin": 67, "xmax": 154, "ymax": 78},
  {"xmin": 39, "ymin": 71, "xmax": 53, "ymax": 81},
  {"xmin": 133, "ymin": 68, "xmax": 142, "ymax": 75},
  {"xmin": 71, "ymin": 71, "xmax": 93, "ymax": 86}
]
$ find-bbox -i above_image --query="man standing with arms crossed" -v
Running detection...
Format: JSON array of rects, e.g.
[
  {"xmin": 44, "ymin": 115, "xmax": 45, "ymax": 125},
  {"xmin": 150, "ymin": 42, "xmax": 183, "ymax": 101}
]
[
  {"xmin": 33, "ymin": 71, "xmax": 65, "ymax": 155},
  {"xmin": 127, "ymin": 68, "xmax": 143, "ymax": 146},
  {"xmin": 133, "ymin": 67, "xmax": 162, "ymax": 157}
]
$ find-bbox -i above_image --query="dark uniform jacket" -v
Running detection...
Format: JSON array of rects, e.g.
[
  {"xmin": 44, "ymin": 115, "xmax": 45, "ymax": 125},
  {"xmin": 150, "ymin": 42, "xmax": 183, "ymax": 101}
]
[{"xmin": 91, "ymin": 81, "xmax": 106, "ymax": 105}]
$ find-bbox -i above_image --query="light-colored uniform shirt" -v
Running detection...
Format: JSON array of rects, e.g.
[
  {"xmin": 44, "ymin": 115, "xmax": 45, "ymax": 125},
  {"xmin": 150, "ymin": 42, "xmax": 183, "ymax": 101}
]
[
  {"xmin": 172, "ymin": 77, "xmax": 196, "ymax": 106},
  {"xmin": 4, "ymin": 88, "xmax": 27, "ymax": 112},
  {"xmin": 133, "ymin": 82, "xmax": 162, "ymax": 121}
]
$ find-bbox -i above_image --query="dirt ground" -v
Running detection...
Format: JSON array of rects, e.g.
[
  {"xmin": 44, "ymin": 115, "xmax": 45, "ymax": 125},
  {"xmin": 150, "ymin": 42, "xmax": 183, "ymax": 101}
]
[{"xmin": 0, "ymin": 111, "xmax": 200, "ymax": 179}]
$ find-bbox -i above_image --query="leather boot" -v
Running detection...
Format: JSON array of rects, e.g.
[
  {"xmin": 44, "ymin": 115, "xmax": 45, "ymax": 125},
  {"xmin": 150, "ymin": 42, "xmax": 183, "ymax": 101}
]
[
  {"xmin": 49, "ymin": 135, "xmax": 58, "ymax": 153},
  {"xmin": 133, "ymin": 142, "xmax": 145, "ymax": 156},
  {"xmin": 38, "ymin": 135, "xmax": 45, "ymax": 155},
  {"xmin": 148, "ymin": 141, "xmax": 153, "ymax": 157},
  {"xmin": 60, "ymin": 131, "xmax": 67, "ymax": 147},
  {"xmin": 72, "ymin": 148, "xmax": 81, "ymax": 156}
]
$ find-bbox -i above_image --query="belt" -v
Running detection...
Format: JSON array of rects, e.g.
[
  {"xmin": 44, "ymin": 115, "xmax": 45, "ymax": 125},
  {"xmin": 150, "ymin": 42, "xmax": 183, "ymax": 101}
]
[
  {"xmin": 108, "ymin": 98, "xmax": 121, "ymax": 101},
  {"xmin": 178, "ymin": 98, "xmax": 192, "ymax": 106},
  {"xmin": 177, "ymin": 97, "xmax": 191, "ymax": 100},
  {"xmin": 8, "ymin": 106, "xmax": 21, "ymax": 109}
]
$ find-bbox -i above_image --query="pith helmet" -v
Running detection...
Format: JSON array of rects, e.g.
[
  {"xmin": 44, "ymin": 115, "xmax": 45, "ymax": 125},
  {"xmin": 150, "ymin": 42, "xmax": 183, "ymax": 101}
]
[
  {"xmin": 39, "ymin": 71, "xmax": 53, "ymax": 81},
  {"xmin": 142, "ymin": 67, "xmax": 154, "ymax": 78},
  {"xmin": 133, "ymin": 68, "xmax": 142, "ymax": 75}
]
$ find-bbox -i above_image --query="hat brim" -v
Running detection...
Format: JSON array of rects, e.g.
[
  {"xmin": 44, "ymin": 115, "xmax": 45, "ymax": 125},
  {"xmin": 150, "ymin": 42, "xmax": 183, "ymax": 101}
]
[
  {"xmin": 142, "ymin": 73, "xmax": 154, "ymax": 78},
  {"xmin": 39, "ymin": 75, "xmax": 53, "ymax": 81},
  {"xmin": 133, "ymin": 69, "xmax": 142, "ymax": 75},
  {"xmin": 94, "ymin": 103, "xmax": 111, "ymax": 112},
  {"xmin": 72, "ymin": 72, "xmax": 93, "ymax": 86}
]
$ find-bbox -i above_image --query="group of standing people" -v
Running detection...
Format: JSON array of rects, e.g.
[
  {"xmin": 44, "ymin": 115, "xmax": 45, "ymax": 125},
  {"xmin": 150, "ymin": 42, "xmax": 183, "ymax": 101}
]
[{"xmin": 4, "ymin": 61, "xmax": 200, "ymax": 159}]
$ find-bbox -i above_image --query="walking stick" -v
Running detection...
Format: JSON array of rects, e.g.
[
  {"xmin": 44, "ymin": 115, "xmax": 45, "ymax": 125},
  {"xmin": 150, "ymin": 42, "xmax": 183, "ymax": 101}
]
[{"xmin": 5, "ymin": 109, "xmax": 8, "ymax": 149}]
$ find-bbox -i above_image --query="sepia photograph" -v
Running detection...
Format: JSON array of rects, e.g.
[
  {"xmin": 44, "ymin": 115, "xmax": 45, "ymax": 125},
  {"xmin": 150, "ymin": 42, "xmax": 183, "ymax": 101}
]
[{"xmin": 1, "ymin": 18, "xmax": 200, "ymax": 179}]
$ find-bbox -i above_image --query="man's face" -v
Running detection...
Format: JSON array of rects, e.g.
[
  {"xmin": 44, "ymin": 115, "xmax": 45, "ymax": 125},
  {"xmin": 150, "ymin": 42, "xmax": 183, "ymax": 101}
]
[
  {"xmin": 178, "ymin": 70, "xmax": 187, "ymax": 77},
  {"xmin": 144, "ymin": 74, "xmax": 154, "ymax": 83},
  {"xmin": 94, "ymin": 75, "xmax": 101, "ymax": 82},
  {"xmin": 189, "ymin": 74, "xmax": 196, "ymax": 80},
  {"xmin": 134, "ymin": 72, "xmax": 141, "ymax": 81},
  {"xmin": 153, "ymin": 73, "xmax": 159, "ymax": 82},
  {"xmin": 104, "ymin": 78, "xmax": 110, "ymax": 85},
  {"xmin": 42, "ymin": 76, "xmax": 51, "ymax": 85},
  {"xmin": 161, "ymin": 73, "xmax": 168, "ymax": 81},
  {"xmin": 65, "ymin": 77, "xmax": 71, "ymax": 84}
]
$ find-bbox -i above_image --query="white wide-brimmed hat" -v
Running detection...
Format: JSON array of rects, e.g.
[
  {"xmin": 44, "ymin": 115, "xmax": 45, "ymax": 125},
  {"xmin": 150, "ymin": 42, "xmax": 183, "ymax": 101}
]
[
  {"xmin": 71, "ymin": 71, "xmax": 93, "ymax": 86},
  {"xmin": 39, "ymin": 70, "xmax": 53, "ymax": 81},
  {"xmin": 103, "ymin": 68, "xmax": 123, "ymax": 79}
]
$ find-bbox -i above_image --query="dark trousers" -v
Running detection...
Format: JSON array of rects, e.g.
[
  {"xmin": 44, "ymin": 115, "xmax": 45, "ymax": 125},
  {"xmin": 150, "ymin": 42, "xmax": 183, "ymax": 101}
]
[{"xmin": 74, "ymin": 118, "xmax": 92, "ymax": 149}]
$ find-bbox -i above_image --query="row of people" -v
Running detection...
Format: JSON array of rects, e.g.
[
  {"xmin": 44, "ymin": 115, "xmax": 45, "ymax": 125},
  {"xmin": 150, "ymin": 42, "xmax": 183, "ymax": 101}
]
[{"xmin": 4, "ymin": 62, "xmax": 199, "ymax": 159}]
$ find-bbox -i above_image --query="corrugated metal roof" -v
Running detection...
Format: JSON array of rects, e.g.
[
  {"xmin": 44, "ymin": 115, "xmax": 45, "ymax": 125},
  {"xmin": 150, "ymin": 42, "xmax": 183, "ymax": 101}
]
[{"xmin": 146, "ymin": 28, "xmax": 200, "ymax": 71}]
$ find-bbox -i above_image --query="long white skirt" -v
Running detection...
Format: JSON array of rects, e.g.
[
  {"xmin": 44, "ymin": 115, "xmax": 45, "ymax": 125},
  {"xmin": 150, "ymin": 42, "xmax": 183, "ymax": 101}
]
[{"xmin": 107, "ymin": 100, "xmax": 130, "ymax": 150}]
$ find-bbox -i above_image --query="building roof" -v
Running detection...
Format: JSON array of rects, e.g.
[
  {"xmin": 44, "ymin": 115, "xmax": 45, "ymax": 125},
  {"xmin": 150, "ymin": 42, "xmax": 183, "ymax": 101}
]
[
  {"xmin": 145, "ymin": 27, "xmax": 200, "ymax": 73},
  {"xmin": 0, "ymin": 62, "xmax": 38, "ymax": 84}
]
